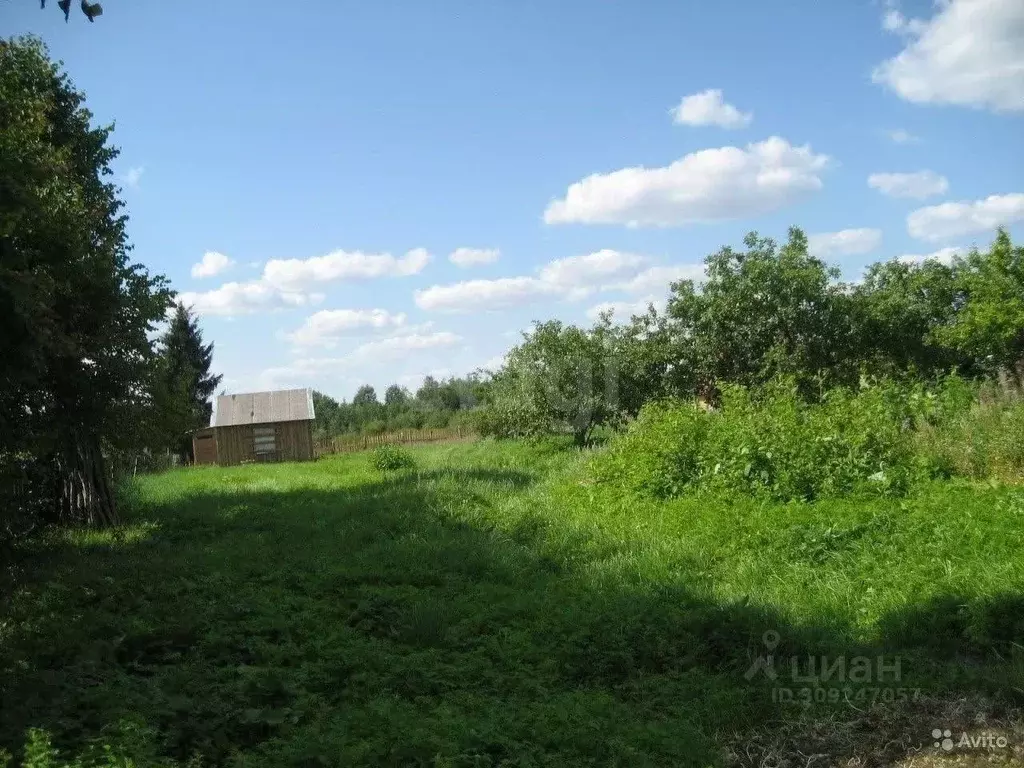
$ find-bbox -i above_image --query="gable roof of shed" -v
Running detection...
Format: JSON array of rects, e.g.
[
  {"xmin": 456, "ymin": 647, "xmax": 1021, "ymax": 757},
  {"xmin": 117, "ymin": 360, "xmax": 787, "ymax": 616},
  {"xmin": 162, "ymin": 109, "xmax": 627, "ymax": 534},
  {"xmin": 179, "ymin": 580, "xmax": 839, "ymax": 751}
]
[{"xmin": 212, "ymin": 388, "xmax": 315, "ymax": 427}]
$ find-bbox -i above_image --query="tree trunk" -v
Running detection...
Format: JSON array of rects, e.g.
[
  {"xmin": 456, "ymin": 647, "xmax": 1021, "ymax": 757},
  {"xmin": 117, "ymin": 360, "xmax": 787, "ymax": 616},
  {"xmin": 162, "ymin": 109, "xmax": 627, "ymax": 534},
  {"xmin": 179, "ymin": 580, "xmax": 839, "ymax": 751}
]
[{"xmin": 54, "ymin": 433, "xmax": 118, "ymax": 527}]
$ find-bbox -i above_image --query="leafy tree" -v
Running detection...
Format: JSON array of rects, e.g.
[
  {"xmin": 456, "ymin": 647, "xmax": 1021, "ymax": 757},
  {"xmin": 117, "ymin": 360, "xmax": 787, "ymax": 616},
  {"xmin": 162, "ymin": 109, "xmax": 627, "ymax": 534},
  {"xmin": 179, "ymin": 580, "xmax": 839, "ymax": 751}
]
[
  {"xmin": 934, "ymin": 229, "xmax": 1024, "ymax": 377},
  {"xmin": 352, "ymin": 385, "xmax": 379, "ymax": 407},
  {"xmin": 666, "ymin": 228, "xmax": 854, "ymax": 398},
  {"xmin": 384, "ymin": 384, "xmax": 409, "ymax": 408},
  {"xmin": 156, "ymin": 303, "xmax": 222, "ymax": 459},
  {"xmin": 485, "ymin": 320, "xmax": 622, "ymax": 445},
  {"xmin": 849, "ymin": 257, "xmax": 964, "ymax": 377},
  {"xmin": 0, "ymin": 37, "xmax": 171, "ymax": 526}
]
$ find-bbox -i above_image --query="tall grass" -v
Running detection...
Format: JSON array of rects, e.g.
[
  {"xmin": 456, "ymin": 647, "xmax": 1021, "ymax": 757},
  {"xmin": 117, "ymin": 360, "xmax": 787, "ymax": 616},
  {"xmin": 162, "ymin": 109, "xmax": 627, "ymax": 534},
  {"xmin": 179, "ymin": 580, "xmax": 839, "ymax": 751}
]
[
  {"xmin": 915, "ymin": 378, "xmax": 1024, "ymax": 483},
  {"xmin": 591, "ymin": 375, "xmax": 1024, "ymax": 501}
]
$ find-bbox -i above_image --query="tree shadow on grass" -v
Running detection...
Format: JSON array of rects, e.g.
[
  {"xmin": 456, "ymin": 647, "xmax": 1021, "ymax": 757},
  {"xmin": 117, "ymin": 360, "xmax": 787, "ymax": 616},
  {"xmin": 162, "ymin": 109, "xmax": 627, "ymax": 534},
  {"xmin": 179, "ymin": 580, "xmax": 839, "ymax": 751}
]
[{"xmin": 0, "ymin": 466, "xmax": 1021, "ymax": 767}]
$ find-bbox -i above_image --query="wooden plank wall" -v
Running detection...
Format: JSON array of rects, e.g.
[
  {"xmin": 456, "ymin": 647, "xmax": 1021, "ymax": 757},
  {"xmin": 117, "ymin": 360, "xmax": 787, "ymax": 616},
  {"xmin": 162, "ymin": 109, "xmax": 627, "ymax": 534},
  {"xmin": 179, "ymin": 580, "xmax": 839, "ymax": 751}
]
[
  {"xmin": 215, "ymin": 420, "xmax": 315, "ymax": 466},
  {"xmin": 192, "ymin": 428, "xmax": 218, "ymax": 465}
]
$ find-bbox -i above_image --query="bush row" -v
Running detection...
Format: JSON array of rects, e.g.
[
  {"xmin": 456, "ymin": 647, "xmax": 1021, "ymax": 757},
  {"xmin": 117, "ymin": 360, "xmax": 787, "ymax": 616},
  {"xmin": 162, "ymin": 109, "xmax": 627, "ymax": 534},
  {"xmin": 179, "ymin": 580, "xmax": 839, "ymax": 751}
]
[{"xmin": 590, "ymin": 376, "xmax": 1023, "ymax": 502}]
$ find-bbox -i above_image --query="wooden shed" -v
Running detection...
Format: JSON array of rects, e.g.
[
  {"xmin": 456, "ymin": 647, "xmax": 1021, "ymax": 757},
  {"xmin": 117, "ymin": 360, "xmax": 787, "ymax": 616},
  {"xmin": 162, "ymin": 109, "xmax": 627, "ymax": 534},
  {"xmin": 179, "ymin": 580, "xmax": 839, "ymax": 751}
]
[{"xmin": 192, "ymin": 388, "xmax": 316, "ymax": 466}]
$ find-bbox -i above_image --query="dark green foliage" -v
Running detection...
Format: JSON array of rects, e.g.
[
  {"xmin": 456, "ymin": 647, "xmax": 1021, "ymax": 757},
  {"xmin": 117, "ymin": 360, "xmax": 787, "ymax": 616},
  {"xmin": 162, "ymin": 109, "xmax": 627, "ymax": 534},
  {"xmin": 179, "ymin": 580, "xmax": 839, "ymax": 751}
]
[
  {"xmin": 154, "ymin": 303, "xmax": 222, "ymax": 461},
  {"xmin": 370, "ymin": 444, "xmax": 416, "ymax": 472},
  {"xmin": 933, "ymin": 229, "xmax": 1024, "ymax": 375},
  {"xmin": 0, "ymin": 37, "xmax": 171, "ymax": 527},
  {"xmin": 311, "ymin": 374, "xmax": 491, "ymax": 439},
  {"xmin": 666, "ymin": 228, "xmax": 856, "ymax": 398}
]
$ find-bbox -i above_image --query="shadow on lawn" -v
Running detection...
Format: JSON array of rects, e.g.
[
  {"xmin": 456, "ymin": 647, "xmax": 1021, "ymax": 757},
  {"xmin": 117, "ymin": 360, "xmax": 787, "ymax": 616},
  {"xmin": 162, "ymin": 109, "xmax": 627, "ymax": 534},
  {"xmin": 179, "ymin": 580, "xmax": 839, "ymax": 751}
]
[{"xmin": 0, "ymin": 466, "xmax": 1021, "ymax": 767}]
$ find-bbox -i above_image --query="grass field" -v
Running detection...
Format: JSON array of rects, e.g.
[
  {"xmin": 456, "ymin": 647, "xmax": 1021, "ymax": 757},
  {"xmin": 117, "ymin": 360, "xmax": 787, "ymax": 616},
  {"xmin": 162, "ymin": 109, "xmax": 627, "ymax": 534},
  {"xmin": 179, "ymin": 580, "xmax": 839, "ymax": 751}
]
[{"xmin": 2, "ymin": 439, "xmax": 1023, "ymax": 766}]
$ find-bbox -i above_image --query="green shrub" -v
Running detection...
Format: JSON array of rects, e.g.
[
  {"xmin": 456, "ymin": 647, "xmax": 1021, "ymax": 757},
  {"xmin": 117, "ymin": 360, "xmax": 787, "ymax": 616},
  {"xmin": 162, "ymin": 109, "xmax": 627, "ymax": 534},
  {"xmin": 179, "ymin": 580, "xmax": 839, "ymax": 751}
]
[
  {"xmin": 915, "ymin": 379, "xmax": 1024, "ymax": 482},
  {"xmin": 370, "ymin": 444, "xmax": 416, "ymax": 472},
  {"xmin": 592, "ymin": 378, "xmax": 926, "ymax": 502}
]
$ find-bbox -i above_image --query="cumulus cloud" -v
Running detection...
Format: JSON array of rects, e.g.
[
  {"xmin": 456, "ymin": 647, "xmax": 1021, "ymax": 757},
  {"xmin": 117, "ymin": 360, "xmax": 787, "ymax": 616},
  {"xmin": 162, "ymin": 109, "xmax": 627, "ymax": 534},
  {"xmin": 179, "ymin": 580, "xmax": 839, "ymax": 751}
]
[
  {"xmin": 449, "ymin": 247, "xmax": 500, "ymax": 267},
  {"xmin": 538, "ymin": 249, "xmax": 648, "ymax": 296},
  {"xmin": 807, "ymin": 229, "xmax": 883, "ymax": 258},
  {"xmin": 256, "ymin": 332, "xmax": 463, "ymax": 389},
  {"xmin": 543, "ymin": 137, "xmax": 829, "ymax": 227},
  {"xmin": 872, "ymin": 0, "xmax": 1024, "ymax": 113},
  {"xmin": 614, "ymin": 264, "xmax": 705, "ymax": 294},
  {"xmin": 868, "ymin": 170, "xmax": 949, "ymax": 199},
  {"xmin": 907, "ymin": 193, "xmax": 1024, "ymax": 240},
  {"xmin": 190, "ymin": 251, "xmax": 235, "ymax": 279},
  {"xmin": 263, "ymin": 247, "xmax": 430, "ymax": 292},
  {"xmin": 353, "ymin": 331, "xmax": 462, "ymax": 360},
  {"xmin": 586, "ymin": 297, "xmax": 664, "ymax": 321},
  {"xmin": 284, "ymin": 309, "xmax": 408, "ymax": 348},
  {"xmin": 183, "ymin": 246, "xmax": 432, "ymax": 317},
  {"xmin": 670, "ymin": 89, "xmax": 752, "ymax": 129},
  {"xmin": 895, "ymin": 246, "xmax": 966, "ymax": 266},
  {"xmin": 177, "ymin": 281, "xmax": 323, "ymax": 317},
  {"xmin": 416, "ymin": 249, "xmax": 657, "ymax": 312},
  {"xmin": 415, "ymin": 277, "xmax": 560, "ymax": 313}
]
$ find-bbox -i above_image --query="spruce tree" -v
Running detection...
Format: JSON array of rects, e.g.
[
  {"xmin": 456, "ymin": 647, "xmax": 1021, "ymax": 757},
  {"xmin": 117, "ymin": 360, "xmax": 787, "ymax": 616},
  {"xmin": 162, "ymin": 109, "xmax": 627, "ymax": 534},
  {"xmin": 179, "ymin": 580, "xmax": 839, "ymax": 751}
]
[{"xmin": 158, "ymin": 303, "xmax": 222, "ymax": 459}]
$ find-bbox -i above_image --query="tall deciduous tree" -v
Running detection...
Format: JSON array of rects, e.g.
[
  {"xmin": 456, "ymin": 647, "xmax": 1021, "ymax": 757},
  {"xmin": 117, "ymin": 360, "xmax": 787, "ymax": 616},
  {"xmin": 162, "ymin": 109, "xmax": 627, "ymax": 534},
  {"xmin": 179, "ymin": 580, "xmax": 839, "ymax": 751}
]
[
  {"xmin": 666, "ymin": 228, "xmax": 854, "ymax": 398},
  {"xmin": 157, "ymin": 303, "xmax": 222, "ymax": 459},
  {"xmin": 0, "ymin": 37, "xmax": 170, "ymax": 526},
  {"xmin": 485, "ymin": 319, "xmax": 622, "ymax": 445},
  {"xmin": 935, "ymin": 229, "xmax": 1024, "ymax": 377}
]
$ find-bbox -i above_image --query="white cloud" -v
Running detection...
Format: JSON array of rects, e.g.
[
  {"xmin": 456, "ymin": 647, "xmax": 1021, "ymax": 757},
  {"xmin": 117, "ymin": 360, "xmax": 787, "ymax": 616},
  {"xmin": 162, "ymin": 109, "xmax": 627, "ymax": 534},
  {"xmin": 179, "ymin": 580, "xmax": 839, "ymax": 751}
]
[
  {"xmin": 868, "ymin": 170, "xmax": 949, "ymax": 199},
  {"xmin": 178, "ymin": 281, "xmax": 323, "ymax": 317},
  {"xmin": 670, "ymin": 89, "xmax": 752, "ymax": 129},
  {"xmin": 615, "ymin": 264, "xmax": 705, "ymax": 294},
  {"xmin": 263, "ymin": 247, "xmax": 431, "ymax": 291},
  {"xmin": 191, "ymin": 251, "xmax": 235, "ymax": 279},
  {"xmin": 256, "ymin": 332, "xmax": 463, "ymax": 389},
  {"xmin": 886, "ymin": 128, "xmax": 919, "ymax": 144},
  {"xmin": 415, "ymin": 277, "xmax": 560, "ymax": 313},
  {"xmin": 895, "ymin": 246, "xmax": 966, "ymax": 266},
  {"xmin": 538, "ymin": 249, "xmax": 648, "ymax": 296},
  {"xmin": 416, "ymin": 249, "xmax": 654, "ymax": 312},
  {"xmin": 586, "ymin": 297, "xmax": 664, "ymax": 321},
  {"xmin": 284, "ymin": 309, "xmax": 408, "ymax": 348},
  {"xmin": 543, "ymin": 137, "xmax": 829, "ymax": 228},
  {"xmin": 807, "ymin": 228, "xmax": 883, "ymax": 258},
  {"xmin": 873, "ymin": 0, "xmax": 1024, "ymax": 113},
  {"xmin": 121, "ymin": 166, "xmax": 145, "ymax": 189},
  {"xmin": 907, "ymin": 193, "xmax": 1024, "ymax": 240},
  {"xmin": 185, "ymin": 246, "xmax": 431, "ymax": 317},
  {"xmin": 351, "ymin": 331, "xmax": 462, "ymax": 361},
  {"xmin": 881, "ymin": 8, "xmax": 925, "ymax": 35},
  {"xmin": 449, "ymin": 247, "xmax": 500, "ymax": 267}
]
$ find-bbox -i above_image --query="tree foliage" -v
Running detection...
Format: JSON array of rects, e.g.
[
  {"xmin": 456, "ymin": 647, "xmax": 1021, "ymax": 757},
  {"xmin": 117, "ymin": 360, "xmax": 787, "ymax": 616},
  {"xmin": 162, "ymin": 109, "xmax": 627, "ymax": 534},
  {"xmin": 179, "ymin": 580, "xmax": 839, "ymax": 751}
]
[
  {"xmin": 481, "ymin": 228, "xmax": 1024, "ymax": 441},
  {"xmin": 0, "ymin": 37, "xmax": 170, "ymax": 528},
  {"xmin": 154, "ymin": 303, "xmax": 222, "ymax": 460}
]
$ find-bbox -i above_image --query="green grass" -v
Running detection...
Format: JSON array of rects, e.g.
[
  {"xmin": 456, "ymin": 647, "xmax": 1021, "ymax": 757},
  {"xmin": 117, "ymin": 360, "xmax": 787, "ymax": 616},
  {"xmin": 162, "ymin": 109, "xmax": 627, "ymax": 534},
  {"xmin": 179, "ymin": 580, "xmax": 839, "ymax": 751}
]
[{"xmin": 1, "ymin": 439, "xmax": 1022, "ymax": 766}]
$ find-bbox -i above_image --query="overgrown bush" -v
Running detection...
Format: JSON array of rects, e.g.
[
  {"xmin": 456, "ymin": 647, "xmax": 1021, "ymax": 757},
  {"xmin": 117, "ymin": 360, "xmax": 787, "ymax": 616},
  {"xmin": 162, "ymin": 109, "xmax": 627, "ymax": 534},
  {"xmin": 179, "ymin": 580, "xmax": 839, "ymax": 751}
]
[
  {"xmin": 592, "ymin": 378, "xmax": 931, "ymax": 501},
  {"xmin": 915, "ymin": 378, "xmax": 1024, "ymax": 482},
  {"xmin": 370, "ymin": 444, "xmax": 416, "ymax": 472},
  {"xmin": 0, "ymin": 721, "xmax": 201, "ymax": 768}
]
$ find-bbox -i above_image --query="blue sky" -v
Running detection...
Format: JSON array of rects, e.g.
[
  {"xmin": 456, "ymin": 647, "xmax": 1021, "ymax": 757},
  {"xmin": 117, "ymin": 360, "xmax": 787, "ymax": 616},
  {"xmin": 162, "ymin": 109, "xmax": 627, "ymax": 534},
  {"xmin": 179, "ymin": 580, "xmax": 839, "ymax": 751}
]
[{"xmin": 8, "ymin": 0, "xmax": 1024, "ymax": 400}]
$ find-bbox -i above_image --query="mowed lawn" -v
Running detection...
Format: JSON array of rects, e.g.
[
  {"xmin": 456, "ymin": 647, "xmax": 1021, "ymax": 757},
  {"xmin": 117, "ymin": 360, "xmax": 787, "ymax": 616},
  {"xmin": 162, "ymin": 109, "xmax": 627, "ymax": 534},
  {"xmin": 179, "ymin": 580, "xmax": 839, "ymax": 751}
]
[{"xmin": 2, "ymin": 440, "xmax": 1022, "ymax": 766}]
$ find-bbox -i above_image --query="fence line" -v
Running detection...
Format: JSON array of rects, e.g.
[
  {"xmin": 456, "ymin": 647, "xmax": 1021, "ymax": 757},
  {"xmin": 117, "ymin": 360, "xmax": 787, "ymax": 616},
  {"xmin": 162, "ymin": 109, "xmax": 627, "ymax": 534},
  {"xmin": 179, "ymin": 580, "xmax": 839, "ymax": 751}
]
[{"xmin": 314, "ymin": 425, "xmax": 475, "ymax": 456}]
